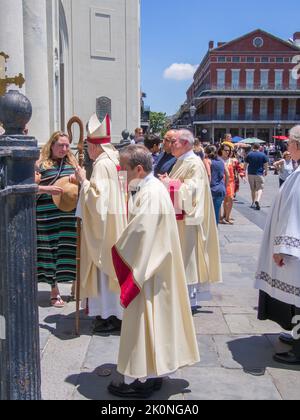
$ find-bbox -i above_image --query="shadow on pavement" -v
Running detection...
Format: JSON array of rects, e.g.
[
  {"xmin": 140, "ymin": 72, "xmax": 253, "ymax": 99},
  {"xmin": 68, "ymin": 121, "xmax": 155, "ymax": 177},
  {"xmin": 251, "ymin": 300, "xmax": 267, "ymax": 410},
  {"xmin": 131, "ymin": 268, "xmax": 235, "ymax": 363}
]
[
  {"xmin": 40, "ymin": 312, "xmax": 94, "ymax": 341},
  {"xmin": 40, "ymin": 311, "xmax": 122, "ymax": 341},
  {"xmin": 65, "ymin": 364, "xmax": 191, "ymax": 401},
  {"xmin": 227, "ymin": 335, "xmax": 300, "ymax": 375}
]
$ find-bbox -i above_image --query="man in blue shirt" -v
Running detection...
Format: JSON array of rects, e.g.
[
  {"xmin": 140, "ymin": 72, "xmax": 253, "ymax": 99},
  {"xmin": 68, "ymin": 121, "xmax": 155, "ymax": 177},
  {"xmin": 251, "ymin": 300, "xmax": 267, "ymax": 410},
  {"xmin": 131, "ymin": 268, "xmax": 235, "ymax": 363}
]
[
  {"xmin": 244, "ymin": 144, "xmax": 269, "ymax": 210},
  {"xmin": 154, "ymin": 130, "xmax": 177, "ymax": 178}
]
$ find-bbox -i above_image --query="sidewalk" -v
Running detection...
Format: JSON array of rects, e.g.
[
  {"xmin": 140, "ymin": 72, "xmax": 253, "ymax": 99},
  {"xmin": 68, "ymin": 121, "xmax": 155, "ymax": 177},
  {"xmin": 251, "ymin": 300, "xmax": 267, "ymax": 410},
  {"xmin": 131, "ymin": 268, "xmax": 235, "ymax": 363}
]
[{"xmin": 39, "ymin": 174, "xmax": 300, "ymax": 400}]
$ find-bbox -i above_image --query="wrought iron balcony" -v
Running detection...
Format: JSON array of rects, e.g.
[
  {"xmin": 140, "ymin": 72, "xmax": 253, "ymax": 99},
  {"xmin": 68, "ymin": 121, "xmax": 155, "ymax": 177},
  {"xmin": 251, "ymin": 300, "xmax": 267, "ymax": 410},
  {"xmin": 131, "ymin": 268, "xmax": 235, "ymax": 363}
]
[
  {"xmin": 194, "ymin": 114, "xmax": 300, "ymax": 122},
  {"xmin": 195, "ymin": 83, "xmax": 300, "ymax": 97}
]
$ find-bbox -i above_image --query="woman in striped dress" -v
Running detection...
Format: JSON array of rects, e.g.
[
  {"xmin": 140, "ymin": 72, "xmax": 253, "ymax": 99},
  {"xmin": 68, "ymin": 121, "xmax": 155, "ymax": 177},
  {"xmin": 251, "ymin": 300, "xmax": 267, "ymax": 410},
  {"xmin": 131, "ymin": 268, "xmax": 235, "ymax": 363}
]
[{"xmin": 36, "ymin": 132, "xmax": 78, "ymax": 307}]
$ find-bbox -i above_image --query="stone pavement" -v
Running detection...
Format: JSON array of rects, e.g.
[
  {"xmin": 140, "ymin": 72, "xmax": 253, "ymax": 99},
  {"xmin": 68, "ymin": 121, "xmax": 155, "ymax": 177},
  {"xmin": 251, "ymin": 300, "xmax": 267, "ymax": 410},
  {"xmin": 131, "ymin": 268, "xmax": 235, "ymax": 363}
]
[{"xmin": 39, "ymin": 173, "xmax": 300, "ymax": 400}]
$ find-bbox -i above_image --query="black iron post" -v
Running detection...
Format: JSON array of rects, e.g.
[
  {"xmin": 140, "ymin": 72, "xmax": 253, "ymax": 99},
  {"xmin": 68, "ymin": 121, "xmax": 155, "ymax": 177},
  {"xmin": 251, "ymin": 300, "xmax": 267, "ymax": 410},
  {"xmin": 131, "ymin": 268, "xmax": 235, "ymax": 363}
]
[{"xmin": 0, "ymin": 90, "xmax": 41, "ymax": 400}]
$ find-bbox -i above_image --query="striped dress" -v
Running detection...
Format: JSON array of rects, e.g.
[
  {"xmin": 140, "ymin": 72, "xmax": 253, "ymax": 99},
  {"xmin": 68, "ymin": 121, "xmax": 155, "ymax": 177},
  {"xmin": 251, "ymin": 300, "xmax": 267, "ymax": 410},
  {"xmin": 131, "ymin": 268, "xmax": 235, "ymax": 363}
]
[{"xmin": 37, "ymin": 160, "xmax": 77, "ymax": 286}]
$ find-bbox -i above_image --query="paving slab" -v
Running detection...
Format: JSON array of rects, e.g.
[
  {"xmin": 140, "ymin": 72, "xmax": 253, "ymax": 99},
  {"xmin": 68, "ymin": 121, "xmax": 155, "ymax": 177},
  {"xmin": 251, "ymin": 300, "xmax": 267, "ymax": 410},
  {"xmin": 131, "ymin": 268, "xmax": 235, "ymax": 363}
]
[
  {"xmin": 41, "ymin": 322, "xmax": 92, "ymax": 400},
  {"xmin": 224, "ymin": 314, "xmax": 282, "ymax": 335},
  {"xmin": 178, "ymin": 367, "xmax": 282, "ymax": 400},
  {"xmin": 83, "ymin": 335, "xmax": 121, "ymax": 370},
  {"xmin": 266, "ymin": 368, "xmax": 300, "ymax": 400},
  {"xmin": 195, "ymin": 335, "xmax": 220, "ymax": 368},
  {"xmin": 193, "ymin": 308, "xmax": 230, "ymax": 335}
]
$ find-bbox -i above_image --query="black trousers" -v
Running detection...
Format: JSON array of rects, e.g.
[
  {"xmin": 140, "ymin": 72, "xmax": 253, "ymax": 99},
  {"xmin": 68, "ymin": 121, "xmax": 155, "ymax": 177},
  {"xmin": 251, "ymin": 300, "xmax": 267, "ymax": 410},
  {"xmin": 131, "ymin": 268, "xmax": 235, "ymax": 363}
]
[
  {"xmin": 293, "ymin": 339, "xmax": 300, "ymax": 357},
  {"xmin": 258, "ymin": 291, "xmax": 300, "ymax": 355}
]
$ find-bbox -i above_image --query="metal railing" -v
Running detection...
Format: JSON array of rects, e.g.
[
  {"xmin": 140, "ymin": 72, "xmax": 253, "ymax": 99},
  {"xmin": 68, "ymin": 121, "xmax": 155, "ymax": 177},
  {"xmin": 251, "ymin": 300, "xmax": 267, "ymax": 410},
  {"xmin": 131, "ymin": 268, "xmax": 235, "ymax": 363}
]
[
  {"xmin": 194, "ymin": 114, "xmax": 300, "ymax": 122},
  {"xmin": 195, "ymin": 83, "xmax": 300, "ymax": 96}
]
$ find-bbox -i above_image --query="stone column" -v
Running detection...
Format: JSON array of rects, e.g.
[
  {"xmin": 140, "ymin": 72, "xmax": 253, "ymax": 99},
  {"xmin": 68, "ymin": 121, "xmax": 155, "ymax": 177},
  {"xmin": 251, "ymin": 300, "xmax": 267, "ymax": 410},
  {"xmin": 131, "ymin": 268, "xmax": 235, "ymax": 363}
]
[
  {"xmin": 23, "ymin": 0, "xmax": 51, "ymax": 143},
  {"xmin": 0, "ymin": 0, "xmax": 25, "ymax": 92}
]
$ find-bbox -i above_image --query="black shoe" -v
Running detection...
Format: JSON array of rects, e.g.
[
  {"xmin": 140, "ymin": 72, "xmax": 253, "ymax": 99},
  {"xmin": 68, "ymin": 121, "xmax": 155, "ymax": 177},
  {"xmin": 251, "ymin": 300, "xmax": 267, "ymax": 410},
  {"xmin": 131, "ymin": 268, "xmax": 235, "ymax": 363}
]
[
  {"xmin": 93, "ymin": 320, "xmax": 118, "ymax": 334},
  {"xmin": 94, "ymin": 316, "xmax": 107, "ymax": 328},
  {"xmin": 152, "ymin": 378, "xmax": 163, "ymax": 391},
  {"xmin": 273, "ymin": 351, "xmax": 300, "ymax": 365},
  {"xmin": 279, "ymin": 333, "xmax": 295, "ymax": 346},
  {"xmin": 108, "ymin": 380, "xmax": 154, "ymax": 399},
  {"xmin": 110, "ymin": 316, "xmax": 122, "ymax": 331},
  {"xmin": 255, "ymin": 201, "xmax": 261, "ymax": 211}
]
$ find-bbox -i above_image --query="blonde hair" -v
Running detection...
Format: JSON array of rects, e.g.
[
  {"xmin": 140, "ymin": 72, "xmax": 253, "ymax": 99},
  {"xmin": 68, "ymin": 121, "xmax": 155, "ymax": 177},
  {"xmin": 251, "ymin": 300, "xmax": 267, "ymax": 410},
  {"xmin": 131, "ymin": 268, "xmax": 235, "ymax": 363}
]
[{"xmin": 39, "ymin": 131, "xmax": 78, "ymax": 170}]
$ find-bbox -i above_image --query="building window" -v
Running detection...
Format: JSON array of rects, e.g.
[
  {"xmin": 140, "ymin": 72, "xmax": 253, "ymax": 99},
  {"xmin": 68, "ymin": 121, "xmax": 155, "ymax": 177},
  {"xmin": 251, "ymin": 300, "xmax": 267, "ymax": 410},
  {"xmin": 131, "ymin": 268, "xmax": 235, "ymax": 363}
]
[
  {"xmin": 231, "ymin": 70, "xmax": 240, "ymax": 89},
  {"xmin": 261, "ymin": 57, "xmax": 269, "ymax": 63},
  {"xmin": 274, "ymin": 99, "xmax": 282, "ymax": 119},
  {"xmin": 289, "ymin": 99, "xmax": 297, "ymax": 119},
  {"xmin": 276, "ymin": 57, "xmax": 284, "ymax": 63},
  {"xmin": 246, "ymin": 57, "xmax": 255, "ymax": 63},
  {"xmin": 217, "ymin": 99, "xmax": 225, "ymax": 117},
  {"xmin": 246, "ymin": 70, "xmax": 255, "ymax": 89},
  {"xmin": 253, "ymin": 37, "xmax": 264, "ymax": 48},
  {"xmin": 260, "ymin": 70, "xmax": 269, "ymax": 89},
  {"xmin": 217, "ymin": 69, "xmax": 226, "ymax": 89},
  {"xmin": 275, "ymin": 70, "xmax": 283, "ymax": 89},
  {"xmin": 231, "ymin": 100, "xmax": 239, "ymax": 119},
  {"xmin": 232, "ymin": 56, "xmax": 240, "ymax": 63},
  {"xmin": 218, "ymin": 56, "xmax": 226, "ymax": 63},
  {"xmin": 290, "ymin": 70, "xmax": 298, "ymax": 89},
  {"xmin": 260, "ymin": 99, "xmax": 268, "ymax": 119},
  {"xmin": 245, "ymin": 99, "xmax": 253, "ymax": 119}
]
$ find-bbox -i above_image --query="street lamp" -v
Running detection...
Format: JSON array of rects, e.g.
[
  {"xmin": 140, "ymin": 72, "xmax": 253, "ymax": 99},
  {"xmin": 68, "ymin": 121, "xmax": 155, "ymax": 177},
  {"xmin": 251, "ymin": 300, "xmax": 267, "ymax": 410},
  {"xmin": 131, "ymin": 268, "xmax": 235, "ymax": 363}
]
[
  {"xmin": 275, "ymin": 123, "xmax": 282, "ymax": 157},
  {"xmin": 277, "ymin": 123, "xmax": 282, "ymax": 135},
  {"xmin": 189, "ymin": 104, "xmax": 197, "ymax": 136}
]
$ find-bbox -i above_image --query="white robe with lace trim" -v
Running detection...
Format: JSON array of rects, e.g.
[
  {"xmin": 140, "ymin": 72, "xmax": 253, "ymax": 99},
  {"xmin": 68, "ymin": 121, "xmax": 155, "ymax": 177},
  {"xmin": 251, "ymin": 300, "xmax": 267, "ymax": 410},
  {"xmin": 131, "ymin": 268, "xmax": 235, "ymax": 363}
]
[{"xmin": 255, "ymin": 166, "xmax": 300, "ymax": 308}]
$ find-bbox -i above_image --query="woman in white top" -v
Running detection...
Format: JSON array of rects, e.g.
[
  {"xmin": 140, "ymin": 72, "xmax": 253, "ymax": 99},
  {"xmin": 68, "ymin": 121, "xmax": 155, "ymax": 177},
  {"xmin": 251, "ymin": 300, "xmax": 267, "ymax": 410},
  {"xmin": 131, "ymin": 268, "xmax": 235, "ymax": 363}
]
[{"xmin": 274, "ymin": 151, "xmax": 295, "ymax": 187}]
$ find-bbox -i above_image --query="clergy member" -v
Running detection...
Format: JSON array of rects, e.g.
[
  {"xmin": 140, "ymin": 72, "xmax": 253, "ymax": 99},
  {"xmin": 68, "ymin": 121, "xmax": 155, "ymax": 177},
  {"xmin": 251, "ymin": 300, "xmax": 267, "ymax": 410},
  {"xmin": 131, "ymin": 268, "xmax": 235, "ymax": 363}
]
[
  {"xmin": 75, "ymin": 114, "xmax": 127, "ymax": 333},
  {"xmin": 159, "ymin": 129, "xmax": 222, "ymax": 311},
  {"xmin": 108, "ymin": 145, "xmax": 200, "ymax": 399},
  {"xmin": 154, "ymin": 129, "xmax": 177, "ymax": 178},
  {"xmin": 255, "ymin": 125, "xmax": 300, "ymax": 365}
]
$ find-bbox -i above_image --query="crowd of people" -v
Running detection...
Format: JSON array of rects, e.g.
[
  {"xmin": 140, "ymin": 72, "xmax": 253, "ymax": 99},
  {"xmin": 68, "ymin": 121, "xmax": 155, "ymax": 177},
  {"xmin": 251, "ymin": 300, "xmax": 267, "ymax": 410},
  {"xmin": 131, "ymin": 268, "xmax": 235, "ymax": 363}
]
[
  {"xmin": 32, "ymin": 117, "xmax": 300, "ymax": 398},
  {"xmin": 34, "ymin": 116, "xmax": 222, "ymax": 398}
]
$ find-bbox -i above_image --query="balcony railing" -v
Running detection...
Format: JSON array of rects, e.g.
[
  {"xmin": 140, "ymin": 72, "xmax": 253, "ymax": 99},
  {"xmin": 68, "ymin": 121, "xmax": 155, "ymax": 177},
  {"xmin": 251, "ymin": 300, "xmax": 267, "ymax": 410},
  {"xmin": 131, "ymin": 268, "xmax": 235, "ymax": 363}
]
[
  {"xmin": 195, "ymin": 83, "xmax": 300, "ymax": 96},
  {"xmin": 194, "ymin": 114, "xmax": 300, "ymax": 122}
]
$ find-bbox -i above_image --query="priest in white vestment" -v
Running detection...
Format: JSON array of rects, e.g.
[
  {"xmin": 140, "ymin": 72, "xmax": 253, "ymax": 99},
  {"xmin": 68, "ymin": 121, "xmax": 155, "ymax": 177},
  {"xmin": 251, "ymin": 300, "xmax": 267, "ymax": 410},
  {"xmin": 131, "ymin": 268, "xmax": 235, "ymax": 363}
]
[
  {"xmin": 159, "ymin": 129, "xmax": 222, "ymax": 310},
  {"xmin": 75, "ymin": 114, "xmax": 127, "ymax": 333},
  {"xmin": 255, "ymin": 125, "xmax": 300, "ymax": 365},
  {"xmin": 108, "ymin": 145, "xmax": 200, "ymax": 399}
]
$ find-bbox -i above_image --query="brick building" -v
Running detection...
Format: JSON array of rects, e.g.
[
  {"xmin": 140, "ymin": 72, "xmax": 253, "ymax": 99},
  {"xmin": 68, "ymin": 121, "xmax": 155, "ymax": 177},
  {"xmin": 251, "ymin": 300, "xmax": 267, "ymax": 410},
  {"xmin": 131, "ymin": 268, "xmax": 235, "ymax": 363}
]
[{"xmin": 175, "ymin": 29, "xmax": 300, "ymax": 143}]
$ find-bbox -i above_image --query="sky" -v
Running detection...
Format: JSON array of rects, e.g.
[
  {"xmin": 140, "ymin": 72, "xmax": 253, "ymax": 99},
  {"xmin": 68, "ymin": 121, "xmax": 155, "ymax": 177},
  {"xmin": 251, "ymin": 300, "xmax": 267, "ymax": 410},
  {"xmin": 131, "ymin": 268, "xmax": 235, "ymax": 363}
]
[{"xmin": 141, "ymin": 0, "xmax": 300, "ymax": 116}]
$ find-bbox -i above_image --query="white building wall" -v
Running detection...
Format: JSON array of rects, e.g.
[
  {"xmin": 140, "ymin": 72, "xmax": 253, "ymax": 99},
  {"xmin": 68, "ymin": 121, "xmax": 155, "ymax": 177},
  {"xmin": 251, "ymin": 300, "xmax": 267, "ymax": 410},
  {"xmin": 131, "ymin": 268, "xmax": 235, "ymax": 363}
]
[
  {"xmin": 63, "ymin": 0, "xmax": 140, "ymax": 143},
  {"xmin": 0, "ymin": 0, "xmax": 140, "ymax": 145},
  {"xmin": 0, "ymin": 0, "xmax": 25, "ymax": 92},
  {"xmin": 23, "ymin": 0, "xmax": 51, "ymax": 143}
]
